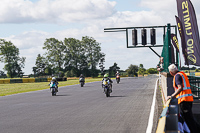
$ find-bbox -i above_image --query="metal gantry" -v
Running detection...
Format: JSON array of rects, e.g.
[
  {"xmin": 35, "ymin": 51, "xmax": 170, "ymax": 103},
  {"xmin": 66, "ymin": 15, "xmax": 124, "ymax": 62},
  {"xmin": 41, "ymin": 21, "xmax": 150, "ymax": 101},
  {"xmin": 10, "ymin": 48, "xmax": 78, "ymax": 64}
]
[{"xmin": 104, "ymin": 24, "xmax": 178, "ymax": 72}]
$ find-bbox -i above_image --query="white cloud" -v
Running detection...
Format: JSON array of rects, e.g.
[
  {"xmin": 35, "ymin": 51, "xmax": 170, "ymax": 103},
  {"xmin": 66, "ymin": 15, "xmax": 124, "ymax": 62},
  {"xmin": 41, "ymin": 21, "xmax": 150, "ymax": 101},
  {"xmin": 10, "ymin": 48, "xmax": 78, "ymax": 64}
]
[
  {"xmin": 6, "ymin": 30, "xmax": 48, "ymax": 50},
  {"xmin": 140, "ymin": 0, "xmax": 200, "ymax": 24},
  {"xmin": 0, "ymin": 0, "xmax": 116, "ymax": 24},
  {"xmin": 140, "ymin": 0, "xmax": 176, "ymax": 11},
  {"xmin": 1, "ymin": 0, "xmax": 200, "ymax": 74}
]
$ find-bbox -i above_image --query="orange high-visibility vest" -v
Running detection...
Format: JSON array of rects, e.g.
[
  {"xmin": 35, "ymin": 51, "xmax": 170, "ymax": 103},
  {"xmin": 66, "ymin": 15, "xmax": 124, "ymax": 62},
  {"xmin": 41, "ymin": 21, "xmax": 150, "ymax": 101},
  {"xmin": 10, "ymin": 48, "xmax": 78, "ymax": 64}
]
[{"xmin": 173, "ymin": 71, "xmax": 193, "ymax": 104}]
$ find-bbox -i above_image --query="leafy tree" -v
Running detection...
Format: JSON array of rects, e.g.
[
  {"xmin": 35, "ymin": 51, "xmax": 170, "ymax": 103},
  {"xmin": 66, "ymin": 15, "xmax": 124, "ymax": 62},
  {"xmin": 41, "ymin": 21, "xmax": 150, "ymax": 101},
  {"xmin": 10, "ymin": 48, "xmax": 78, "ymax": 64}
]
[
  {"xmin": 63, "ymin": 38, "xmax": 87, "ymax": 77},
  {"xmin": 43, "ymin": 38, "xmax": 65, "ymax": 72},
  {"xmin": 58, "ymin": 71, "xmax": 64, "ymax": 78},
  {"xmin": 108, "ymin": 62, "xmax": 120, "ymax": 76},
  {"xmin": 82, "ymin": 36, "xmax": 105, "ymax": 77},
  {"xmin": 126, "ymin": 64, "xmax": 138, "ymax": 77},
  {"xmin": 0, "ymin": 70, "xmax": 6, "ymax": 77},
  {"xmin": 33, "ymin": 54, "xmax": 52, "ymax": 76},
  {"xmin": 35, "ymin": 54, "xmax": 47, "ymax": 76},
  {"xmin": 138, "ymin": 64, "xmax": 146, "ymax": 76},
  {"xmin": 0, "ymin": 39, "xmax": 25, "ymax": 78},
  {"xmin": 99, "ymin": 57, "xmax": 105, "ymax": 75},
  {"xmin": 65, "ymin": 69, "xmax": 75, "ymax": 77},
  {"xmin": 41, "ymin": 36, "xmax": 105, "ymax": 77},
  {"xmin": 145, "ymin": 68, "xmax": 158, "ymax": 74},
  {"xmin": 139, "ymin": 64, "xmax": 144, "ymax": 69},
  {"xmin": 44, "ymin": 66, "xmax": 53, "ymax": 75},
  {"xmin": 138, "ymin": 68, "xmax": 146, "ymax": 76},
  {"xmin": 32, "ymin": 67, "xmax": 37, "ymax": 77}
]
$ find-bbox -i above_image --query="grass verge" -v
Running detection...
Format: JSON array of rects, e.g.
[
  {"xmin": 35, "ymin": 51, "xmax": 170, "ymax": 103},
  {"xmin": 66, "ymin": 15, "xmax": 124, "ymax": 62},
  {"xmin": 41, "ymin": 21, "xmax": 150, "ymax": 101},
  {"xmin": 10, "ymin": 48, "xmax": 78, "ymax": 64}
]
[{"xmin": 0, "ymin": 78, "xmax": 103, "ymax": 96}]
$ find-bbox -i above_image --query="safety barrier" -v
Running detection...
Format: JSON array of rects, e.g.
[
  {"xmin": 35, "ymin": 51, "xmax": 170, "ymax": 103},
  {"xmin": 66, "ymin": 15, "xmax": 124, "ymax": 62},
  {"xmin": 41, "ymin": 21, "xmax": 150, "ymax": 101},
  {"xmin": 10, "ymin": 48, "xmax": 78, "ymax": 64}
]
[
  {"xmin": 22, "ymin": 78, "xmax": 35, "ymax": 83},
  {"xmin": 47, "ymin": 78, "xmax": 51, "ymax": 82},
  {"xmin": 156, "ymin": 73, "xmax": 180, "ymax": 132},
  {"xmin": 0, "ymin": 77, "xmax": 67, "ymax": 84},
  {"xmin": 35, "ymin": 78, "xmax": 47, "ymax": 82},
  {"xmin": 0, "ymin": 79, "xmax": 10, "ymax": 84},
  {"xmin": 10, "ymin": 79, "xmax": 23, "ymax": 83},
  {"xmin": 156, "ymin": 99, "xmax": 179, "ymax": 133},
  {"xmin": 156, "ymin": 99, "xmax": 171, "ymax": 133}
]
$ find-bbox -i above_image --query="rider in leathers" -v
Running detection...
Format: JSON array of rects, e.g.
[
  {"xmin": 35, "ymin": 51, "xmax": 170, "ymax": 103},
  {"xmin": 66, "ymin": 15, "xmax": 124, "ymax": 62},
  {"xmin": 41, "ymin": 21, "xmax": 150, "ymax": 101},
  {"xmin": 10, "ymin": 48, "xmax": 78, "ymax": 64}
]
[
  {"xmin": 49, "ymin": 77, "xmax": 59, "ymax": 92},
  {"xmin": 79, "ymin": 74, "xmax": 85, "ymax": 83},
  {"xmin": 102, "ymin": 74, "xmax": 113, "ymax": 92},
  {"xmin": 115, "ymin": 71, "xmax": 120, "ymax": 80}
]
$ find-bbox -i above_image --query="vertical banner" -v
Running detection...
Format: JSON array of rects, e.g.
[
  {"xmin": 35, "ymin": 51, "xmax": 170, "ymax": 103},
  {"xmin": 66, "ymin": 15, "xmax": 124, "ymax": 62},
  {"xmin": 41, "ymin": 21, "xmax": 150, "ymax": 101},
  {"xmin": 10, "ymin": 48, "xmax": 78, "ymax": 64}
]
[
  {"xmin": 176, "ymin": 0, "xmax": 200, "ymax": 66},
  {"xmin": 171, "ymin": 44, "xmax": 175, "ymax": 64},
  {"xmin": 171, "ymin": 34, "xmax": 180, "ymax": 52},
  {"xmin": 171, "ymin": 33, "xmax": 182, "ymax": 67},
  {"xmin": 175, "ymin": 16, "xmax": 189, "ymax": 65}
]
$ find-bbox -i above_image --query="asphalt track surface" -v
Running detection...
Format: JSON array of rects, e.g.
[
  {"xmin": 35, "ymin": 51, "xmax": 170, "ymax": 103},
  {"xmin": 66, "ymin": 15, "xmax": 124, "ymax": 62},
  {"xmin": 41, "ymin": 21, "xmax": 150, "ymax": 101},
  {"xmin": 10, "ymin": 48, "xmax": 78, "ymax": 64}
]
[{"xmin": 0, "ymin": 76, "xmax": 158, "ymax": 133}]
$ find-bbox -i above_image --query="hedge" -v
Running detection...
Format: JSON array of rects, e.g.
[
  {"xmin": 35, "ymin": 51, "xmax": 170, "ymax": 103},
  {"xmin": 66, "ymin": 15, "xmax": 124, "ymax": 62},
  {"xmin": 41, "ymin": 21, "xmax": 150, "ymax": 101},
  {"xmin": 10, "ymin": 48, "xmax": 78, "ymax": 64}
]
[{"xmin": 10, "ymin": 79, "xmax": 23, "ymax": 83}]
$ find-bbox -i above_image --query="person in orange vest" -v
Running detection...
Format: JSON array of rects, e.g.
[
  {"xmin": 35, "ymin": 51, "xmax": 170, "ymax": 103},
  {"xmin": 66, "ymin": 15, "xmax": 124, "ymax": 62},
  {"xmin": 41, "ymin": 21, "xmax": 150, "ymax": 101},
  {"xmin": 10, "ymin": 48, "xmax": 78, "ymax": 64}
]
[{"xmin": 167, "ymin": 64, "xmax": 200, "ymax": 133}]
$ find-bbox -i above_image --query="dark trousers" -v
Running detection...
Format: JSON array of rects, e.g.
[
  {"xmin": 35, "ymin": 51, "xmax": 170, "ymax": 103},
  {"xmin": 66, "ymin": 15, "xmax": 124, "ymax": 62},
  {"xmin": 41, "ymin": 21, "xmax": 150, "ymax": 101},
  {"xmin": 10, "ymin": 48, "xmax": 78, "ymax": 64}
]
[{"xmin": 180, "ymin": 101, "xmax": 200, "ymax": 133}]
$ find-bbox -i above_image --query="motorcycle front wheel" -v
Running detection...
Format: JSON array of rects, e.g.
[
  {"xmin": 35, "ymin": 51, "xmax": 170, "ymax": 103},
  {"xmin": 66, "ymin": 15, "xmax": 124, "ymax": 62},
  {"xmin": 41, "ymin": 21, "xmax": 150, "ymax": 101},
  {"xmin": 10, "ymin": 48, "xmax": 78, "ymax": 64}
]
[
  {"xmin": 81, "ymin": 82, "xmax": 84, "ymax": 87},
  {"xmin": 51, "ymin": 88, "xmax": 56, "ymax": 96},
  {"xmin": 105, "ymin": 89, "xmax": 110, "ymax": 97}
]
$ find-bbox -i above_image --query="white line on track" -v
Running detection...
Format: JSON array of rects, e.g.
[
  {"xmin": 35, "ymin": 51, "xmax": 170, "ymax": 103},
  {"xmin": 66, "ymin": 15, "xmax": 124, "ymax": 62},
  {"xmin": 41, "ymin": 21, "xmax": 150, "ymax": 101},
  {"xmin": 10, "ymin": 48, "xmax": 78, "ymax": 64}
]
[{"xmin": 146, "ymin": 78, "xmax": 159, "ymax": 133}]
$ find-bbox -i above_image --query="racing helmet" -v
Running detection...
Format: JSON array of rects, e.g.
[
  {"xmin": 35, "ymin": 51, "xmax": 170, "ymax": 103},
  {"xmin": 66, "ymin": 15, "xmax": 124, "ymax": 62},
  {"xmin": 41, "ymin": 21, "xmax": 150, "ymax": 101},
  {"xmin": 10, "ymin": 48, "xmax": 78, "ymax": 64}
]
[
  {"xmin": 52, "ymin": 77, "xmax": 56, "ymax": 81},
  {"xmin": 104, "ymin": 73, "xmax": 108, "ymax": 78}
]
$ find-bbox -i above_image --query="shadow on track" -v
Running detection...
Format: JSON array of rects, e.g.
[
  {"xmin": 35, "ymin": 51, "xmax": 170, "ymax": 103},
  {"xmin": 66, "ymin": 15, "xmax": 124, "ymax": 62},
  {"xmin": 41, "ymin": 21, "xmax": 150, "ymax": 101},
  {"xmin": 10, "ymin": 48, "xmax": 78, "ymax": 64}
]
[
  {"xmin": 55, "ymin": 94, "xmax": 71, "ymax": 97},
  {"xmin": 114, "ymin": 83, "xmax": 124, "ymax": 84},
  {"xmin": 109, "ymin": 95, "xmax": 126, "ymax": 98}
]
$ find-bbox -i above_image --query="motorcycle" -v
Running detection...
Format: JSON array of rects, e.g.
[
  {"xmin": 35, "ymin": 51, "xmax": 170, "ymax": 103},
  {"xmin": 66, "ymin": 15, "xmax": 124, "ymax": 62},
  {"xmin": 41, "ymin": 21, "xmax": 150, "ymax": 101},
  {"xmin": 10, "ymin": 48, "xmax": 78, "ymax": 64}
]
[
  {"xmin": 103, "ymin": 79, "xmax": 111, "ymax": 97},
  {"xmin": 79, "ymin": 77, "xmax": 85, "ymax": 87},
  {"xmin": 49, "ymin": 81, "xmax": 57, "ymax": 96},
  {"xmin": 116, "ymin": 75, "xmax": 120, "ymax": 84}
]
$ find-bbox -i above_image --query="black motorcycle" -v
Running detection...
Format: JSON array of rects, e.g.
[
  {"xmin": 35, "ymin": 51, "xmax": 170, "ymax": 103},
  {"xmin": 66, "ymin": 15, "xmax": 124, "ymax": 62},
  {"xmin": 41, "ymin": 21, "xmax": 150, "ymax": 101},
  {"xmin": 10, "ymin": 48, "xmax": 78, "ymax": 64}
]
[
  {"xmin": 79, "ymin": 77, "xmax": 85, "ymax": 87},
  {"xmin": 49, "ymin": 81, "xmax": 57, "ymax": 96},
  {"xmin": 103, "ymin": 79, "xmax": 111, "ymax": 97}
]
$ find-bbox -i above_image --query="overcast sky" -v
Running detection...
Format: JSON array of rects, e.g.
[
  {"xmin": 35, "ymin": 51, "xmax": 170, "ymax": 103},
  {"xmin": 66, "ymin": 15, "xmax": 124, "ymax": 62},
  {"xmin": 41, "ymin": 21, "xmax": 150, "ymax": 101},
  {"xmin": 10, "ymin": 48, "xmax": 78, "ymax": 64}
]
[{"xmin": 0, "ymin": 0, "xmax": 200, "ymax": 74}]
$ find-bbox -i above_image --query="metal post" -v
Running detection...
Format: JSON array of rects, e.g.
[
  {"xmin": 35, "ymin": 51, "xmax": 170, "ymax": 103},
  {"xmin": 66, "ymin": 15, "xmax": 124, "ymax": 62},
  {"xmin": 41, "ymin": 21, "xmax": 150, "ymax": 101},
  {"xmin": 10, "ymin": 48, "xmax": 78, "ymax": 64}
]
[
  {"xmin": 126, "ymin": 29, "xmax": 128, "ymax": 48},
  {"xmin": 163, "ymin": 27, "xmax": 166, "ymax": 43},
  {"xmin": 167, "ymin": 23, "xmax": 172, "ymax": 65},
  {"xmin": 149, "ymin": 47, "xmax": 161, "ymax": 57}
]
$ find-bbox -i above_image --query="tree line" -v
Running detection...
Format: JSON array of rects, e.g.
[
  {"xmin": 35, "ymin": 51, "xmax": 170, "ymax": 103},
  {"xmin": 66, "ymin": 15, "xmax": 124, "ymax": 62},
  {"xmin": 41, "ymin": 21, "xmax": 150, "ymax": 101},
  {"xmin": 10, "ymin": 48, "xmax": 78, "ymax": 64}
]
[
  {"xmin": 0, "ymin": 36, "xmax": 105, "ymax": 78},
  {"xmin": 126, "ymin": 64, "xmax": 158, "ymax": 77},
  {"xmin": 33, "ymin": 36, "xmax": 105, "ymax": 77},
  {"xmin": 0, "ymin": 36, "xmax": 159, "ymax": 78}
]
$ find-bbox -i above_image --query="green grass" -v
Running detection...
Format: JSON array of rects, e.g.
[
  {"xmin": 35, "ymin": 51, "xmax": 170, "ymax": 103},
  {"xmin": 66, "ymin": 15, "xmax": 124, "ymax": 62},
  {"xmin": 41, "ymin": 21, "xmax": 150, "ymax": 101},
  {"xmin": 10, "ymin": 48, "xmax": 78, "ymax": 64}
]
[{"xmin": 0, "ymin": 78, "xmax": 103, "ymax": 96}]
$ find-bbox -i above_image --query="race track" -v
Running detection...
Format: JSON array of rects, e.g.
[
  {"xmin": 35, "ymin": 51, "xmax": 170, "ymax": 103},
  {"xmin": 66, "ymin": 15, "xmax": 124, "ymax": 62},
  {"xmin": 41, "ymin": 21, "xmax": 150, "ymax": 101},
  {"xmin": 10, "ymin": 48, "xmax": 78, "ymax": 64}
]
[{"xmin": 0, "ymin": 76, "xmax": 158, "ymax": 133}]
